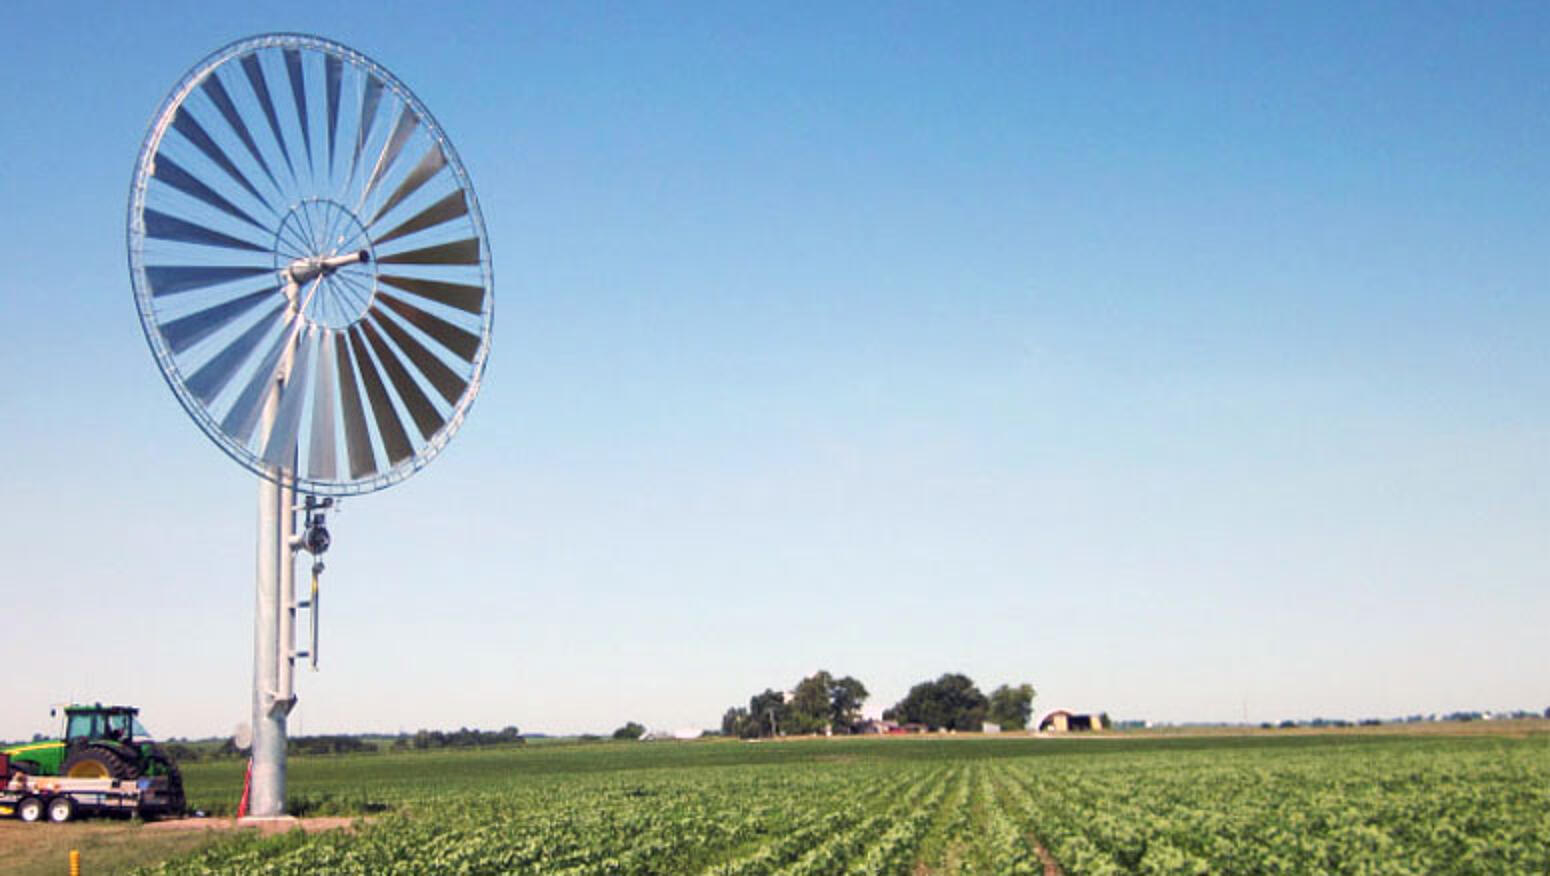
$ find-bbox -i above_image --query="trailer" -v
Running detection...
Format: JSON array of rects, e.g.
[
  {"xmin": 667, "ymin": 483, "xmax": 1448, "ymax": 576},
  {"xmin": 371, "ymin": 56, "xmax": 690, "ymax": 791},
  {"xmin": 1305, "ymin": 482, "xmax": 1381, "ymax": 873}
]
[{"xmin": 0, "ymin": 752, "xmax": 181, "ymax": 822}]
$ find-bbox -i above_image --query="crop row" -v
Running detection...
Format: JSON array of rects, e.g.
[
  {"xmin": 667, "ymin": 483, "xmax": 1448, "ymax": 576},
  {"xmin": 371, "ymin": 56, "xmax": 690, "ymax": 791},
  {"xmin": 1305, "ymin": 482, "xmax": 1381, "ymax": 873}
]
[{"xmin": 140, "ymin": 734, "xmax": 1550, "ymax": 875}]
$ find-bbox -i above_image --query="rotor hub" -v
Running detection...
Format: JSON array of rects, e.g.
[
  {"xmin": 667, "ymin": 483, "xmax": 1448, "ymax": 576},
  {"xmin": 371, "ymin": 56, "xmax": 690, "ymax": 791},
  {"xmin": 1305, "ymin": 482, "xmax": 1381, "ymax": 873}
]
[{"xmin": 273, "ymin": 199, "xmax": 376, "ymax": 329}]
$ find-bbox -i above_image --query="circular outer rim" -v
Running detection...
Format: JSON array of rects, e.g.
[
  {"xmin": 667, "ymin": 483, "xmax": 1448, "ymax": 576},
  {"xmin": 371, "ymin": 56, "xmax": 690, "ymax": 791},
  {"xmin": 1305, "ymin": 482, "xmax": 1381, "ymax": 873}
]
[{"xmin": 127, "ymin": 32, "xmax": 494, "ymax": 497}]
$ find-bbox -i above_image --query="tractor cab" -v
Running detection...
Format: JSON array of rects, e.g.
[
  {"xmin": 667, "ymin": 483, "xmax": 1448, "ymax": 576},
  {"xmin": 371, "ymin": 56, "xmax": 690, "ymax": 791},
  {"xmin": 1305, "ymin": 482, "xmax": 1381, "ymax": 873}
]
[{"xmin": 62, "ymin": 705, "xmax": 149, "ymax": 745}]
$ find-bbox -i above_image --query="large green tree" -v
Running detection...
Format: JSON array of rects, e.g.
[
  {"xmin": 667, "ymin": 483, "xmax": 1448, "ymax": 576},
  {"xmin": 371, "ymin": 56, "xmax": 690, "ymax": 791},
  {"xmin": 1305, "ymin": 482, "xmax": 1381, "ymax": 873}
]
[
  {"xmin": 828, "ymin": 675, "xmax": 869, "ymax": 733},
  {"xmin": 721, "ymin": 671, "xmax": 871, "ymax": 737},
  {"xmin": 986, "ymin": 683, "xmax": 1037, "ymax": 730},
  {"xmin": 748, "ymin": 689, "xmax": 789, "ymax": 738},
  {"xmin": 721, "ymin": 707, "xmax": 752, "ymax": 738},
  {"xmin": 884, "ymin": 673, "xmax": 988, "ymax": 731},
  {"xmin": 786, "ymin": 672, "xmax": 834, "ymax": 735}
]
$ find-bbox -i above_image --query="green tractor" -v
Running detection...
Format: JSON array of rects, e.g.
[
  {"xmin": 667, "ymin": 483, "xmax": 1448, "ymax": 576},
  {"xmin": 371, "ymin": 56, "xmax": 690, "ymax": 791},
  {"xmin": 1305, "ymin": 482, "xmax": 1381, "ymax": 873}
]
[{"xmin": 2, "ymin": 704, "xmax": 185, "ymax": 814}]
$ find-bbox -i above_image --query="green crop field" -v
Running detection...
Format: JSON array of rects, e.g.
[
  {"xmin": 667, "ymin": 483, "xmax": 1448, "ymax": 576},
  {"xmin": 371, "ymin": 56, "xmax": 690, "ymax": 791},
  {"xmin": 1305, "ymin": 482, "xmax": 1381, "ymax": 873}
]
[{"xmin": 135, "ymin": 731, "xmax": 1549, "ymax": 875}]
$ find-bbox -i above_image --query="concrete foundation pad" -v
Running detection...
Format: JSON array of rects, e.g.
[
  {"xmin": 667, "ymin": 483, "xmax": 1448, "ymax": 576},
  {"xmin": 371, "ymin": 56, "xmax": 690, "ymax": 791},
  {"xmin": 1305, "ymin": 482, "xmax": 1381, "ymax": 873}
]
[{"xmin": 145, "ymin": 815, "xmax": 362, "ymax": 835}]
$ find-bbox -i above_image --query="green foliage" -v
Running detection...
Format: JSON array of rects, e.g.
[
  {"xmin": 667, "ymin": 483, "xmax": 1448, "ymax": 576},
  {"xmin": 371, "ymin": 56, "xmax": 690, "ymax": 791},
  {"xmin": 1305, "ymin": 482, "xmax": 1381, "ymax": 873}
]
[
  {"xmin": 144, "ymin": 732, "xmax": 1550, "ymax": 875},
  {"xmin": 885, "ymin": 672, "xmax": 989, "ymax": 731},
  {"xmin": 407, "ymin": 726, "xmax": 523, "ymax": 750},
  {"xmin": 828, "ymin": 675, "xmax": 869, "ymax": 733},
  {"xmin": 727, "ymin": 671, "xmax": 871, "ymax": 738},
  {"xmin": 987, "ymin": 683, "xmax": 1037, "ymax": 730},
  {"xmin": 748, "ymin": 689, "xmax": 789, "ymax": 738},
  {"xmin": 288, "ymin": 734, "xmax": 377, "ymax": 756},
  {"xmin": 612, "ymin": 722, "xmax": 646, "ymax": 740}
]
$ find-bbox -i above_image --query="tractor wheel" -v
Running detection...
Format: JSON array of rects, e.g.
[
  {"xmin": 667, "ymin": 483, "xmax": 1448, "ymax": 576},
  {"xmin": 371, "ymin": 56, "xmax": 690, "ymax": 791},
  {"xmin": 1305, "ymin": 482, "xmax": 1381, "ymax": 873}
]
[
  {"xmin": 46, "ymin": 796, "xmax": 74, "ymax": 823},
  {"xmin": 16, "ymin": 796, "xmax": 43, "ymax": 823},
  {"xmin": 61, "ymin": 746, "xmax": 136, "ymax": 780},
  {"xmin": 145, "ymin": 752, "xmax": 187, "ymax": 814},
  {"xmin": 10, "ymin": 759, "xmax": 38, "ymax": 775}
]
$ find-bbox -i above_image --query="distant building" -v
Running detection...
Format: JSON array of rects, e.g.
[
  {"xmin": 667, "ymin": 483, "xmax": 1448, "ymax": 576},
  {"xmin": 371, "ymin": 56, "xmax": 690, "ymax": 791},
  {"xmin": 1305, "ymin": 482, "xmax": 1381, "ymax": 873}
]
[
  {"xmin": 1039, "ymin": 709, "xmax": 1106, "ymax": 732},
  {"xmin": 982, "ymin": 722, "xmax": 1001, "ymax": 734}
]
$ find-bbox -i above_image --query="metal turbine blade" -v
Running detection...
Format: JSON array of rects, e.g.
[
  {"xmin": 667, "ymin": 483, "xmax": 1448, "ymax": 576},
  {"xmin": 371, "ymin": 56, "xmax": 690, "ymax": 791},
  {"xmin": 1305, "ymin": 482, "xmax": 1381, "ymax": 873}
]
[
  {"xmin": 201, "ymin": 71, "xmax": 279, "ymax": 190},
  {"xmin": 222, "ymin": 316, "xmax": 302, "ymax": 445},
  {"xmin": 372, "ymin": 191, "xmax": 467, "ymax": 246},
  {"xmin": 262, "ymin": 326, "xmax": 317, "ymax": 467},
  {"xmin": 151, "ymin": 154, "xmax": 269, "ymax": 233},
  {"xmin": 144, "ymin": 209, "xmax": 269, "ymax": 252},
  {"xmin": 325, "ymin": 55, "xmax": 342, "ymax": 174},
  {"xmin": 351, "ymin": 76, "xmax": 385, "ymax": 182},
  {"xmin": 373, "ymin": 293, "xmax": 477, "ymax": 362},
  {"xmin": 146, "ymin": 265, "xmax": 272, "ymax": 297},
  {"xmin": 370, "ymin": 307, "xmax": 468, "ymax": 404},
  {"xmin": 376, "ymin": 238, "xmax": 480, "ymax": 266},
  {"xmin": 348, "ymin": 327, "xmax": 414, "ymax": 464},
  {"xmin": 334, "ymin": 334, "xmax": 377, "ymax": 479},
  {"xmin": 241, "ymin": 53, "xmax": 295, "ymax": 179},
  {"xmin": 360, "ymin": 318, "xmax": 444, "ymax": 440},
  {"xmin": 308, "ymin": 331, "xmax": 339, "ymax": 481},
  {"xmin": 375, "ymin": 293, "xmax": 481, "ymax": 361},
  {"xmin": 283, "ymin": 48, "xmax": 312, "ymax": 171},
  {"xmin": 377, "ymin": 274, "xmax": 485, "ymax": 315},
  {"xmin": 368, "ymin": 146, "xmax": 445, "ymax": 225},
  {"xmin": 360, "ymin": 106, "xmax": 418, "ymax": 209},
  {"xmin": 171, "ymin": 107, "xmax": 271, "ymax": 210},
  {"xmin": 185, "ymin": 302, "xmax": 286, "ymax": 403},
  {"xmin": 159, "ymin": 286, "xmax": 280, "ymax": 354}
]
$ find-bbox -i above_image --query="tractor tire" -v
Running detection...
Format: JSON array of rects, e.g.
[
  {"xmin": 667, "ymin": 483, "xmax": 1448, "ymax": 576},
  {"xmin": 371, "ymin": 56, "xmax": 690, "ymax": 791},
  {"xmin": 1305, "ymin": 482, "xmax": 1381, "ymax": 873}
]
[
  {"xmin": 16, "ymin": 796, "xmax": 43, "ymax": 823},
  {"xmin": 145, "ymin": 752, "xmax": 187, "ymax": 814},
  {"xmin": 9, "ymin": 759, "xmax": 38, "ymax": 775},
  {"xmin": 61, "ymin": 746, "xmax": 137, "ymax": 780}
]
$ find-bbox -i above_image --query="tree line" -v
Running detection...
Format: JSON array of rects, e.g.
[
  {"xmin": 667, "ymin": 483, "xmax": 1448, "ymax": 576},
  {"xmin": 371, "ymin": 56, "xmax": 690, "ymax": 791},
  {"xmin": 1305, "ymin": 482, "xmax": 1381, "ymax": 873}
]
[{"xmin": 720, "ymin": 671, "xmax": 1036, "ymax": 738}]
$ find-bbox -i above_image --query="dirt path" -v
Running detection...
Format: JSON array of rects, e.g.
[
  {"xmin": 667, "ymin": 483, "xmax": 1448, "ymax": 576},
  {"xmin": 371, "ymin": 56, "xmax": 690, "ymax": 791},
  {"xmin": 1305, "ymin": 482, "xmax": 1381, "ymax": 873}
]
[{"xmin": 1, "ymin": 816, "xmax": 362, "ymax": 876}]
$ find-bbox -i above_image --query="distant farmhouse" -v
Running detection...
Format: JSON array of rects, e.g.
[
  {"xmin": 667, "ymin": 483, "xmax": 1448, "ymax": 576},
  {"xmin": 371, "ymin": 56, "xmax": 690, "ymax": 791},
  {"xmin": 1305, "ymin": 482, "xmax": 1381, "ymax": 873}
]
[
  {"xmin": 858, "ymin": 719, "xmax": 928, "ymax": 735},
  {"xmin": 1039, "ymin": 709, "xmax": 1110, "ymax": 732}
]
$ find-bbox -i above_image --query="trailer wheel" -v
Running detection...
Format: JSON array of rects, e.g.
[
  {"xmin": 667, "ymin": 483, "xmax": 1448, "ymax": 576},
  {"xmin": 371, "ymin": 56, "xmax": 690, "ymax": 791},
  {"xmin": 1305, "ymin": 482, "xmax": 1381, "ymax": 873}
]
[
  {"xmin": 46, "ymin": 796, "xmax": 75, "ymax": 823},
  {"xmin": 16, "ymin": 796, "xmax": 44, "ymax": 823}
]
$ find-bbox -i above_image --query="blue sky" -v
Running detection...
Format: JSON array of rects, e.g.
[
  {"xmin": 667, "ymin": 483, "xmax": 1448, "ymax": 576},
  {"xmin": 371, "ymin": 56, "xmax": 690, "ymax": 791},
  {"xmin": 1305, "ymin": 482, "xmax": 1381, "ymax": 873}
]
[{"xmin": 1, "ymin": 1, "xmax": 1545, "ymax": 740}]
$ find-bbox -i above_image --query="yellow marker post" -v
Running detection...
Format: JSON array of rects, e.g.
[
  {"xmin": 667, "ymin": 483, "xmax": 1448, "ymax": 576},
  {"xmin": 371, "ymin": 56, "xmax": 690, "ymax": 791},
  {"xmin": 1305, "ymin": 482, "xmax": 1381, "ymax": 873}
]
[{"xmin": 69, "ymin": 849, "xmax": 81, "ymax": 876}]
